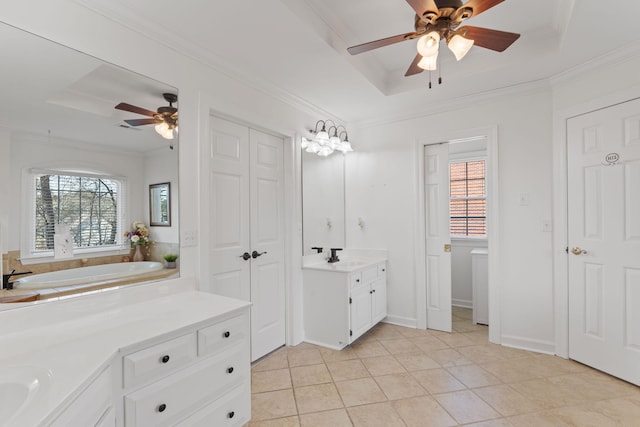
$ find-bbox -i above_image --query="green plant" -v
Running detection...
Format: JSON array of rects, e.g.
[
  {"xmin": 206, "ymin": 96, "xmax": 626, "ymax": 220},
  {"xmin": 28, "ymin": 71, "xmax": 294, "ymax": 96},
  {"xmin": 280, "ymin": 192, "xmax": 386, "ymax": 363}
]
[{"xmin": 163, "ymin": 253, "xmax": 178, "ymax": 262}]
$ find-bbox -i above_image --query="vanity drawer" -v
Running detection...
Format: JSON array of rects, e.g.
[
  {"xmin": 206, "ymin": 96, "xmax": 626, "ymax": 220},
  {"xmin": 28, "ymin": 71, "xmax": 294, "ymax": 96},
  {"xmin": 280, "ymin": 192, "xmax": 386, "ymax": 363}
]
[
  {"xmin": 378, "ymin": 263, "xmax": 387, "ymax": 277},
  {"xmin": 349, "ymin": 271, "xmax": 363, "ymax": 289},
  {"xmin": 123, "ymin": 332, "xmax": 197, "ymax": 388},
  {"xmin": 361, "ymin": 265, "xmax": 379, "ymax": 283},
  {"xmin": 124, "ymin": 345, "xmax": 248, "ymax": 427},
  {"xmin": 176, "ymin": 383, "xmax": 250, "ymax": 427},
  {"xmin": 198, "ymin": 313, "xmax": 249, "ymax": 357}
]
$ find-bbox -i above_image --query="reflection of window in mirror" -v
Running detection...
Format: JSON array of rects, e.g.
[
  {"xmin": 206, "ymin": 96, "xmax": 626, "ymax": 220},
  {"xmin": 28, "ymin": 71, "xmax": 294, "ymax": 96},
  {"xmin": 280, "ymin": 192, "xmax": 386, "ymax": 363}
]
[{"xmin": 149, "ymin": 182, "xmax": 171, "ymax": 226}]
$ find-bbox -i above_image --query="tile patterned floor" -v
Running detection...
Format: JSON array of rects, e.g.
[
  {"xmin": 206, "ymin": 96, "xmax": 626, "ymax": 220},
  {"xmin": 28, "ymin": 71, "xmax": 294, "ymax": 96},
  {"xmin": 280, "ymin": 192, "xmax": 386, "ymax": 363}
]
[{"xmin": 248, "ymin": 307, "xmax": 640, "ymax": 426}]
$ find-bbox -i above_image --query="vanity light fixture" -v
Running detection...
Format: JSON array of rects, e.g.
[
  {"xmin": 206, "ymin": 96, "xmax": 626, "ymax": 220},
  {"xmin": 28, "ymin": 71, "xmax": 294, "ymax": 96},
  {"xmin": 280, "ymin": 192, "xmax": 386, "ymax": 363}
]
[{"xmin": 302, "ymin": 120, "xmax": 354, "ymax": 157}]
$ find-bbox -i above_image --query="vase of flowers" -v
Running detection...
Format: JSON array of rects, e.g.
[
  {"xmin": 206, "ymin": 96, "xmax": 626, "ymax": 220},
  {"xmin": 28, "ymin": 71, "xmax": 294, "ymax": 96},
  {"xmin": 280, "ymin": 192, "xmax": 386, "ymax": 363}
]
[{"xmin": 125, "ymin": 221, "xmax": 150, "ymax": 262}]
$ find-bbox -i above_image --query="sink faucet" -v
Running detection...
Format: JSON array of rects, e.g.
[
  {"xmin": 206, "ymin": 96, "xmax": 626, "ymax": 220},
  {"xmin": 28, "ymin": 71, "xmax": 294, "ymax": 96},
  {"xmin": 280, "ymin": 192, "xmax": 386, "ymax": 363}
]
[
  {"xmin": 328, "ymin": 248, "xmax": 342, "ymax": 263},
  {"xmin": 2, "ymin": 270, "xmax": 33, "ymax": 290},
  {"xmin": 311, "ymin": 247, "xmax": 323, "ymax": 254}
]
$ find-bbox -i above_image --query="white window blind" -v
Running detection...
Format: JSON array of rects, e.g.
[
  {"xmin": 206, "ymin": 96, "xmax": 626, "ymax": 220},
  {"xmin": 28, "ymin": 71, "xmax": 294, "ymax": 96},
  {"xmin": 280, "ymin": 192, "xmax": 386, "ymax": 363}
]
[
  {"xmin": 450, "ymin": 160, "xmax": 486, "ymax": 237},
  {"xmin": 28, "ymin": 170, "xmax": 127, "ymax": 255}
]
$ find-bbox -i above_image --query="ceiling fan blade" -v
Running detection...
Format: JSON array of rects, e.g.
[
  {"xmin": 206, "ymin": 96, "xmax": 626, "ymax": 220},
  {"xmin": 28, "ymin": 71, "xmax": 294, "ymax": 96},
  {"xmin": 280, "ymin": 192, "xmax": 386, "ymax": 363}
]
[
  {"xmin": 405, "ymin": 54, "xmax": 424, "ymax": 76},
  {"xmin": 460, "ymin": 26, "xmax": 520, "ymax": 52},
  {"xmin": 405, "ymin": 0, "xmax": 439, "ymax": 17},
  {"xmin": 115, "ymin": 102, "xmax": 157, "ymax": 117},
  {"xmin": 124, "ymin": 118, "xmax": 158, "ymax": 126},
  {"xmin": 462, "ymin": 0, "xmax": 505, "ymax": 18},
  {"xmin": 348, "ymin": 32, "xmax": 418, "ymax": 55}
]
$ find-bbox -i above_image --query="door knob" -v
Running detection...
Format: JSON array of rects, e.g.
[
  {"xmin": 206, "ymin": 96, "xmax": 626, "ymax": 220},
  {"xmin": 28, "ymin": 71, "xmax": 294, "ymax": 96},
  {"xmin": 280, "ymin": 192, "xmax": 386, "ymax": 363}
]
[
  {"xmin": 239, "ymin": 252, "xmax": 251, "ymax": 261},
  {"xmin": 252, "ymin": 250, "xmax": 267, "ymax": 259},
  {"xmin": 571, "ymin": 247, "xmax": 588, "ymax": 255}
]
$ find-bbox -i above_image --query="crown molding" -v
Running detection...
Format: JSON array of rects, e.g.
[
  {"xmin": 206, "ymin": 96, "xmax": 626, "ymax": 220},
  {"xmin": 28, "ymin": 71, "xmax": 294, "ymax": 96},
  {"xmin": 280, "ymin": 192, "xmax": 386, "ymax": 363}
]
[{"xmin": 75, "ymin": 0, "xmax": 346, "ymax": 124}]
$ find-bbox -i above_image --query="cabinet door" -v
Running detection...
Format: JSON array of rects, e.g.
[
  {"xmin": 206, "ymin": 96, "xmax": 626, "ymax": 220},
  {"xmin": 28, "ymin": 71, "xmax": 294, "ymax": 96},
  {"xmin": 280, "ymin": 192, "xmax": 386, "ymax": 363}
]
[
  {"xmin": 350, "ymin": 285, "xmax": 372, "ymax": 342},
  {"xmin": 371, "ymin": 277, "xmax": 387, "ymax": 324}
]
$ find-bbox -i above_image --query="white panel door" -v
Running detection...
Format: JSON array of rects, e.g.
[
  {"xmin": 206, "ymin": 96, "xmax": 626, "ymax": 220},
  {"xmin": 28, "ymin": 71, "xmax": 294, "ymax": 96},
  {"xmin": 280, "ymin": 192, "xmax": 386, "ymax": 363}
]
[
  {"xmin": 208, "ymin": 117, "xmax": 285, "ymax": 362},
  {"xmin": 208, "ymin": 116, "xmax": 251, "ymax": 302},
  {"xmin": 249, "ymin": 129, "xmax": 285, "ymax": 361},
  {"xmin": 568, "ymin": 98, "xmax": 640, "ymax": 386},
  {"xmin": 424, "ymin": 144, "xmax": 452, "ymax": 332}
]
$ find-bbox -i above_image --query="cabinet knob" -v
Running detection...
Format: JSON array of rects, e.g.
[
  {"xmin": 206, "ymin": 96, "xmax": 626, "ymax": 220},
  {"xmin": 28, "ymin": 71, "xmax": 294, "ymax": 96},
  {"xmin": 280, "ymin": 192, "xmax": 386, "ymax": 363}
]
[
  {"xmin": 161, "ymin": 355, "xmax": 170, "ymax": 364},
  {"xmin": 157, "ymin": 403, "xmax": 167, "ymax": 413},
  {"xmin": 382, "ymin": 268, "xmax": 385, "ymax": 272},
  {"xmin": 227, "ymin": 366, "xmax": 234, "ymax": 374},
  {"xmin": 356, "ymin": 279, "xmax": 360, "ymax": 283},
  {"xmin": 223, "ymin": 331, "xmax": 231, "ymax": 338},
  {"xmin": 228, "ymin": 411, "xmax": 235, "ymax": 419}
]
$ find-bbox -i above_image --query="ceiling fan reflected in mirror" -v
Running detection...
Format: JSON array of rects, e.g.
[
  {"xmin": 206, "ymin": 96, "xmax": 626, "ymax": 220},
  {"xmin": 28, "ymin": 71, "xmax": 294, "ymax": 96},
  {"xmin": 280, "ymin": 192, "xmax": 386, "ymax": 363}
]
[
  {"xmin": 115, "ymin": 93, "xmax": 178, "ymax": 140},
  {"xmin": 347, "ymin": 0, "xmax": 520, "ymax": 84}
]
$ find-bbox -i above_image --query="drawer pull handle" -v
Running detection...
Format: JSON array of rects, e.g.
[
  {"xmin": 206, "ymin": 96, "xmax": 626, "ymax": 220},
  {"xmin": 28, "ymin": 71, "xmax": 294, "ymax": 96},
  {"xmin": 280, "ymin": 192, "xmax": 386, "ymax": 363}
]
[
  {"xmin": 356, "ymin": 279, "xmax": 360, "ymax": 283},
  {"xmin": 161, "ymin": 355, "xmax": 170, "ymax": 364},
  {"xmin": 228, "ymin": 411, "xmax": 235, "ymax": 419},
  {"xmin": 382, "ymin": 268, "xmax": 385, "ymax": 272},
  {"xmin": 157, "ymin": 403, "xmax": 167, "ymax": 413},
  {"xmin": 227, "ymin": 366, "xmax": 234, "ymax": 374},
  {"xmin": 223, "ymin": 331, "xmax": 231, "ymax": 338}
]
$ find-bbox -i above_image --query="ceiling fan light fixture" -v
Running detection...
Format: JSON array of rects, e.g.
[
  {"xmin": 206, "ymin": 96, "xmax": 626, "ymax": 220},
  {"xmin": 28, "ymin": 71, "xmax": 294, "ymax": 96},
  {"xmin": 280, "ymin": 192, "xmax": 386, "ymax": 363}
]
[
  {"xmin": 418, "ymin": 51, "xmax": 439, "ymax": 71},
  {"xmin": 416, "ymin": 32, "xmax": 440, "ymax": 57},
  {"xmin": 448, "ymin": 34, "xmax": 474, "ymax": 60}
]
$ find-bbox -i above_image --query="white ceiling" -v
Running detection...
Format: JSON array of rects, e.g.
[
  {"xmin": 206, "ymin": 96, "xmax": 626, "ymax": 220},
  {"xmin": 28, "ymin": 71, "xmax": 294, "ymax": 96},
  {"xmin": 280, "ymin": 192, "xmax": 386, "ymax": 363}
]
[{"xmin": 79, "ymin": 0, "xmax": 640, "ymax": 124}]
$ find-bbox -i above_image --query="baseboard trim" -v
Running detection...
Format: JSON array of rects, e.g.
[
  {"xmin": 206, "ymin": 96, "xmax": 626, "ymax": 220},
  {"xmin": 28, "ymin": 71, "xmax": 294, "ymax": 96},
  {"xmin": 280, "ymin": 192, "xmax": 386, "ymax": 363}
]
[
  {"xmin": 501, "ymin": 335, "xmax": 555, "ymax": 355},
  {"xmin": 382, "ymin": 315, "xmax": 417, "ymax": 329},
  {"xmin": 452, "ymin": 299, "xmax": 473, "ymax": 308}
]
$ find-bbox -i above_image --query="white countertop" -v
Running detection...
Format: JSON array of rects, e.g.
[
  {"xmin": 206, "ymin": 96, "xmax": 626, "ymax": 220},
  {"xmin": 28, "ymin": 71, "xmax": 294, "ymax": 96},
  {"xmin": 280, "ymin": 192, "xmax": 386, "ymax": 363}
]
[
  {"xmin": 0, "ymin": 277, "xmax": 250, "ymax": 426},
  {"xmin": 302, "ymin": 249, "xmax": 388, "ymax": 273}
]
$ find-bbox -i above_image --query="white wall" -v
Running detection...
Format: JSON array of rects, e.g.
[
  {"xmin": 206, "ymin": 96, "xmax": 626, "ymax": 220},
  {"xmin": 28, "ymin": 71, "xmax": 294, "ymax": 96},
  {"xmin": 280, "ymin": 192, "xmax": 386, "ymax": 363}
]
[
  {"xmin": 144, "ymin": 147, "xmax": 179, "ymax": 245},
  {"xmin": 347, "ymin": 88, "xmax": 556, "ymax": 349}
]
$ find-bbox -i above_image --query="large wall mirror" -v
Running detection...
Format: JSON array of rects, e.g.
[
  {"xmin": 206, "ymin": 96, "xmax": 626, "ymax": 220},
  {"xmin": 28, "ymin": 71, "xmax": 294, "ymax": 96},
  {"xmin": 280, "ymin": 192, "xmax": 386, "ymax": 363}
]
[
  {"xmin": 301, "ymin": 150, "xmax": 346, "ymax": 255},
  {"xmin": 0, "ymin": 22, "xmax": 179, "ymax": 306}
]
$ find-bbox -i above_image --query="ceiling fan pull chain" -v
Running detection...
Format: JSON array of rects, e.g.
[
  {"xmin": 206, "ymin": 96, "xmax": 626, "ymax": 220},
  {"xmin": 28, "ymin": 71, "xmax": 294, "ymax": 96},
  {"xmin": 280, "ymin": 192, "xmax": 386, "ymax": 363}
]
[
  {"xmin": 438, "ymin": 60, "xmax": 442, "ymax": 85},
  {"xmin": 428, "ymin": 70, "xmax": 432, "ymax": 89}
]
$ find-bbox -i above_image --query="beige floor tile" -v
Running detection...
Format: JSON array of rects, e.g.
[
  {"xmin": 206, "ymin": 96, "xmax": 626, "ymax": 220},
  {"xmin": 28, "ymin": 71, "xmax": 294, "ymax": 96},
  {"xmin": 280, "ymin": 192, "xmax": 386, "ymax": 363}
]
[
  {"xmin": 367, "ymin": 323, "xmax": 407, "ymax": 340},
  {"xmin": 398, "ymin": 326, "xmax": 436, "ymax": 338},
  {"xmin": 527, "ymin": 353, "xmax": 590, "ymax": 377},
  {"xmin": 253, "ymin": 348, "xmax": 289, "ymax": 372},
  {"xmin": 290, "ymin": 364, "xmax": 333, "ymax": 387},
  {"xmin": 434, "ymin": 390, "xmax": 501, "ymax": 424},
  {"xmin": 378, "ymin": 338, "xmax": 421, "ymax": 354},
  {"xmin": 392, "ymin": 395, "xmax": 457, "ymax": 427},
  {"xmin": 395, "ymin": 352, "xmax": 440, "ymax": 371},
  {"xmin": 479, "ymin": 358, "xmax": 541, "ymax": 383},
  {"xmin": 335, "ymin": 377, "xmax": 387, "ymax": 407},
  {"xmin": 430, "ymin": 348, "xmax": 473, "ymax": 367},
  {"xmin": 452, "ymin": 306, "xmax": 473, "ymax": 320},
  {"xmin": 252, "ymin": 368, "xmax": 292, "ymax": 393},
  {"xmin": 347, "ymin": 402, "xmax": 405, "ymax": 427},
  {"xmin": 361, "ymin": 355, "xmax": 407, "ymax": 376},
  {"xmin": 592, "ymin": 394, "xmax": 640, "ymax": 425},
  {"xmin": 374, "ymin": 373, "xmax": 426, "ymax": 400},
  {"xmin": 288, "ymin": 348, "xmax": 325, "ymax": 367},
  {"xmin": 473, "ymin": 384, "xmax": 543, "ymax": 416},
  {"xmin": 437, "ymin": 332, "xmax": 475, "ymax": 348},
  {"xmin": 508, "ymin": 406, "xmax": 619, "ymax": 427},
  {"xmin": 319, "ymin": 346, "xmax": 358, "ymax": 362},
  {"xmin": 351, "ymin": 340, "xmax": 391, "ymax": 358},
  {"xmin": 299, "ymin": 408, "xmax": 353, "ymax": 427},
  {"xmin": 456, "ymin": 344, "xmax": 507, "ymax": 364},
  {"xmin": 252, "ymin": 389, "xmax": 298, "ymax": 421},
  {"xmin": 412, "ymin": 368, "xmax": 467, "ymax": 394},
  {"xmin": 453, "ymin": 320, "xmax": 488, "ymax": 333},
  {"xmin": 463, "ymin": 331, "xmax": 490, "ymax": 345},
  {"xmin": 411, "ymin": 336, "xmax": 451, "ymax": 353},
  {"xmin": 326, "ymin": 359, "xmax": 370, "ymax": 382},
  {"xmin": 508, "ymin": 378, "xmax": 589, "ymax": 409},
  {"xmin": 248, "ymin": 416, "xmax": 301, "ymax": 427},
  {"xmin": 447, "ymin": 364, "xmax": 502, "ymax": 388},
  {"xmin": 294, "ymin": 383, "xmax": 344, "ymax": 414},
  {"xmin": 464, "ymin": 420, "xmax": 515, "ymax": 427}
]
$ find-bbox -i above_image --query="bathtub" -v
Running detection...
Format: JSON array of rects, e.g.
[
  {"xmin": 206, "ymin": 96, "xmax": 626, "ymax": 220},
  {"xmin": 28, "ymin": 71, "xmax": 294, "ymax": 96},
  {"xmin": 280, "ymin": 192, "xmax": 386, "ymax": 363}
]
[{"xmin": 13, "ymin": 262, "xmax": 164, "ymax": 290}]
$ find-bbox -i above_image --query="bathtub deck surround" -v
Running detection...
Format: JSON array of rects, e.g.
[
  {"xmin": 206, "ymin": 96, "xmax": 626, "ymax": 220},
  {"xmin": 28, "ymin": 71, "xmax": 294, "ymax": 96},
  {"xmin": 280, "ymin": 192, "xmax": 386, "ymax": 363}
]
[{"xmin": 0, "ymin": 277, "xmax": 251, "ymax": 426}]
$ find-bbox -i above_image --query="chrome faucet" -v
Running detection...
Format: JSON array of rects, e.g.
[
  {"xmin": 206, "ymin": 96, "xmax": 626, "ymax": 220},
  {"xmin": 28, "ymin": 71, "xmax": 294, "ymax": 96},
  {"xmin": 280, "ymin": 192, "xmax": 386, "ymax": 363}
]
[{"xmin": 2, "ymin": 270, "xmax": 33, "ymax": 290}]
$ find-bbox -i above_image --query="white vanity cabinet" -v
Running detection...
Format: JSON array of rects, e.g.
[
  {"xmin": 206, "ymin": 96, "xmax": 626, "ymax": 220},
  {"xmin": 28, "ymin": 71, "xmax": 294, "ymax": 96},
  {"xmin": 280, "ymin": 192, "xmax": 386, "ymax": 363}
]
[
  {"xmin": 303, "ymin": 261, "xmax": 387, "ymax": 349},
  {"xmin": 114, "ymin": 310, "xmax": 250, "ymax": 427}
]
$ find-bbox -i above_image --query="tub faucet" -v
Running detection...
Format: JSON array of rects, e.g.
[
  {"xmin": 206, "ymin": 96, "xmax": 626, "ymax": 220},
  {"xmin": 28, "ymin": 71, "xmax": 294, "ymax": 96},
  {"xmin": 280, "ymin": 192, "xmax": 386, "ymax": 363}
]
[
  {"xmin": 2, "ymin": 270, "xmax": 33, "ymax": 290},
  {"xmin": 328, "ymin": 248, "xmax": 342, "ymax": 263}
]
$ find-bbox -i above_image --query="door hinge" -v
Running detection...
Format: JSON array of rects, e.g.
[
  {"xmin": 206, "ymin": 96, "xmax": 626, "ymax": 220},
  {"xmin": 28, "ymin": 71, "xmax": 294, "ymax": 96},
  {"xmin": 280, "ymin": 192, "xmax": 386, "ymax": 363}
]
[
  {"xmin": 349, "ymin": 297, "xmax": 352, "ymax": 304},
  {"xmin": 350, "ymin": 330, "xmax": 353, "ymax": 337}
]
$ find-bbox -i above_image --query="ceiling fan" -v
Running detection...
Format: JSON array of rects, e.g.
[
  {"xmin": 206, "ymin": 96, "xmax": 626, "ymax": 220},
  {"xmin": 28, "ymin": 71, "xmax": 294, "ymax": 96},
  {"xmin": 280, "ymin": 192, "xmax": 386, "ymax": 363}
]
[
  {"xmin": 347, "ymin": 0, "xmax": 520, "ymax": 79},
  {"xmin": 115, "ymin": 93, "xmax": 178, "ymax": 140}
]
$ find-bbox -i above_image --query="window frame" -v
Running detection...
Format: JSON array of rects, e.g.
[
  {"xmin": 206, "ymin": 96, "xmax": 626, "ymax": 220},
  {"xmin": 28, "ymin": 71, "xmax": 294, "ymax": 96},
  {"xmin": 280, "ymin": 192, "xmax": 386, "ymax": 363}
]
[
  {"xmin": 449, "ymin": 157, "xmax": 487, "ymax": 239},
  {"xmin": 21, "ymin": 167, "xmax": 130, "ymax": 263}
]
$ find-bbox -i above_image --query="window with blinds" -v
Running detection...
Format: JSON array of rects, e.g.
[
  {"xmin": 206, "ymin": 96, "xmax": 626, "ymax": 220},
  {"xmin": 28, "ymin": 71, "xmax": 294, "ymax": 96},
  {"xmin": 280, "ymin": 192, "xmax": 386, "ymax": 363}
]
[
  {"xmin": 450, "ymin": 160, "xmax": 486, "ymax": 237},
  {"xmin": 31, "ymin": 172, "xmax": 124, "ymax": 253}
]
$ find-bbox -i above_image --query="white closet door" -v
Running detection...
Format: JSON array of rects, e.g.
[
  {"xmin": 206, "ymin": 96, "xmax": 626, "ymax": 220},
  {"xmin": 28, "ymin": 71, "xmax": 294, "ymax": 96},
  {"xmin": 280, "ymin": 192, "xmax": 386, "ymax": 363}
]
[
  {"xmin": 424, "ymin": 144, "xmax": 452, "ymax": 332},
  {"xmin": 568, "ymin": 98, "xmax": 640, "ymax": 386},
  {"xmin": 249, "ymin": 129, "xmax": 285, "ymax": 361},
  {"xmin": 208, "ymin": 117, "xmax": 285, "ymax": 362}
]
